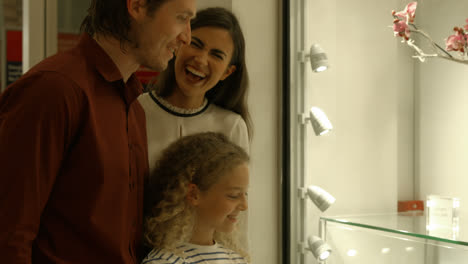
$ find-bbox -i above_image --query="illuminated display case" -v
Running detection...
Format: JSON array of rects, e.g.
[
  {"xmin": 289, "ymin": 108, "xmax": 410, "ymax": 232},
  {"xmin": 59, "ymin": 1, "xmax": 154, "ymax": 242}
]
[{"xmin": 282, "ymin": 0, "xmax": 468, "ymax": 263}]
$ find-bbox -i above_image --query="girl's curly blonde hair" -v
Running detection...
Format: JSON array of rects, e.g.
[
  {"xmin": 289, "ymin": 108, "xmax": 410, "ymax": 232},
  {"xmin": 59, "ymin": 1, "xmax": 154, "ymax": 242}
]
[{"xmin": 143, "ymin": 132, "xmax": 250, "ymax": 259}]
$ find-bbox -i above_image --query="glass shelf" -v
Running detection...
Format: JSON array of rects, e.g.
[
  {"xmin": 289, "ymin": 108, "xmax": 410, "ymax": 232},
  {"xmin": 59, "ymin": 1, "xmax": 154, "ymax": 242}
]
[
  {"xmin": 321, "ymin": 212, "xmax": 467, "ymax": 247},
  {"xmin": 320, "ymin": 212, "xmax": 468, "ymax": 264}
]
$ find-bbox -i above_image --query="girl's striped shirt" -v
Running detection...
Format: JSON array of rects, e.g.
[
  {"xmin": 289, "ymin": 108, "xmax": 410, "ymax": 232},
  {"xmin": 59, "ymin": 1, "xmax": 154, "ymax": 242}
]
[{"xmin": 142, "ymin": 242, "xmax": 248, "ymax": 264}]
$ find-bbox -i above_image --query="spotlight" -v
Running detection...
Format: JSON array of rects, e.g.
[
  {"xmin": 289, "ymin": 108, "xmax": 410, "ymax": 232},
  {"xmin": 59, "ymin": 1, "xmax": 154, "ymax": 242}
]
[
  {"xmin": 308, "ymin": 236, "xmax": 332, "ymax": 261},
  {"xmin": 309, "ymin": 43, "xmax": 329, "ymax": 72},
  {"xmin": 309, "ymin": 107, "xmax": 333, "ymax": 136},
  {"xmin": 307, "ymin": 185, "xmax": 336, "ymax": 212},
  {"xmin": 301, "ymin": 107, "xmax": 333, "ymax": 136}
]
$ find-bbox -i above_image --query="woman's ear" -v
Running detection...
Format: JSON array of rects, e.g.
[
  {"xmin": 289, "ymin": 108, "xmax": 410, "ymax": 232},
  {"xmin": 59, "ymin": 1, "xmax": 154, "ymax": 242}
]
[
  {"xmin": 186, "ymin": 183, "xmax": 200, "ymax": 206},
  {"xmin": 220, "ymin": 65, "xmax": 237, "ymax": 81}
]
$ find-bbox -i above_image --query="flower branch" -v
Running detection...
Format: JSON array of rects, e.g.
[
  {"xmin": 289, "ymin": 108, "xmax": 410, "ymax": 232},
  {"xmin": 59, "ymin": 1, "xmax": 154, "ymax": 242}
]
[{"xmin": 391, "ymin": 2, "xmax": 468, "ymax": 65}]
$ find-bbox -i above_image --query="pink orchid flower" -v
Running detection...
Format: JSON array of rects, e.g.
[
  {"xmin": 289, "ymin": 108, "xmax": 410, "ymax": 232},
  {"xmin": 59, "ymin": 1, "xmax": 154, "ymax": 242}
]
[
  {"xmin": 464, "ymin": 18, "xmax": 468, "ymax": 31},
  {"xmin": 393, "ymin": 19, "xmax": 411, "ymax": 40},
  {"xmin": 445, "ymin": 33, "xmax": 466, "ymax": 52},
  {"xmin": 394, "ymin": 2, "xmax": 417, "ymax": 23}
]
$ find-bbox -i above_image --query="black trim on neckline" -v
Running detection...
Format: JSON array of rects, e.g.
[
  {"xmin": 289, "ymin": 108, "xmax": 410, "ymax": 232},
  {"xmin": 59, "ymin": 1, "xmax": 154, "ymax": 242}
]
[{"xmin": 148, "ymin": 91, "xmax": 210, "ymax": 117}]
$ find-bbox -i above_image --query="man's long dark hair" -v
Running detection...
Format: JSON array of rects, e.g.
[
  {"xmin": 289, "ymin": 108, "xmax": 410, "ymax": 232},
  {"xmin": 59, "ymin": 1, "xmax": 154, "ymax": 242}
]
[{"xmin": 80, "ymin": 0, "xmax": 169, "ymax": 45}]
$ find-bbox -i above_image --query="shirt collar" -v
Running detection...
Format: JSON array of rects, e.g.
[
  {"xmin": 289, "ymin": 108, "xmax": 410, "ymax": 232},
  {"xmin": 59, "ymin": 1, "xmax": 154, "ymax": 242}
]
[{"xmin": 78, "ymin": 34, "xmax": 144, "ymax": 105}]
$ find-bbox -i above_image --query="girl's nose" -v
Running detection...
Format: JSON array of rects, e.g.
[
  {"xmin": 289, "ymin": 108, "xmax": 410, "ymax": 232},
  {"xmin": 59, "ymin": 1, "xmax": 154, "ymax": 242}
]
[{"xmin": 238, "ymin": 194, "xmax": 248, "ymax": 211}]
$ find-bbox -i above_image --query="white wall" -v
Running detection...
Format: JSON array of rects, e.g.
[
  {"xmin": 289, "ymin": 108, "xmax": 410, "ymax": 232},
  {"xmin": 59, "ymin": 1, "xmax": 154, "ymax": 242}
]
[
  {"xmin": 193, "ymin": 1, "xmax": 281, "ymax": 262},
  {"xmin": 301, "ymin": 3, "xmax": 415, "ymax": 263},
  {"xmin": 304, "ymin": 0, "xmax": 414, "ymax": 216},
  {"xmin": 232, "ymin": 1, "xmax": 281, "ymax": 264},
  {"xmin": 197, "ymin": 0, "xmax": 231, "ymax": 10},
  {"xmin": 415, "ymin": 0, "xmax": 468, "ymax": 232}
]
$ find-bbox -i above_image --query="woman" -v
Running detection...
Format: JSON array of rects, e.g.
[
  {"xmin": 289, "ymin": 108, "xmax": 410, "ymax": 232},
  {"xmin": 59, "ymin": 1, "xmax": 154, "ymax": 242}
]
[{"xmin": 138, "ymin": 7, "xmax": 252, "ymax": 175}]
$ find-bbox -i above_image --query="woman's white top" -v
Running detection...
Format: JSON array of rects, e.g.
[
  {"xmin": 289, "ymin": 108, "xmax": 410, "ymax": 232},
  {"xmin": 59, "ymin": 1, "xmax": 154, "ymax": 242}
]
[
  {"xmin": 138, "ymin": 91, "xmax": 250, "ymax": 174},
  {"xmin": 142, "ymin": 242, "xmax": 248, "ymax": 264}
]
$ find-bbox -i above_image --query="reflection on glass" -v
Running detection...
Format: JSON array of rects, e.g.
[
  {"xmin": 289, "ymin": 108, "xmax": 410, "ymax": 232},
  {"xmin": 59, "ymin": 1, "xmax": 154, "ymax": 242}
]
[
  {"xmin": 405, "ymin": 246, "xmax": 414, "ymax": 252},
  {"xmin": 426, "ymin": 195, "xmax": 460, "ymax": 240},
  {"xmin": 1, "ymin": 0, "xmax": 91, "ymax": 91},
  {"xmin": 381, "ymin": 247, "xmax": 391, "ymax": 254},
  {"xmin": 347, "ymin": 249, "xmax": 358, "ymax": 257},
  {"xmin": 57, "ymin": 0, "xmax": 91, "ymax": 53},
  {"xmin": 1, "ymin": 0, "xmax": 23, "ymax": 90}
]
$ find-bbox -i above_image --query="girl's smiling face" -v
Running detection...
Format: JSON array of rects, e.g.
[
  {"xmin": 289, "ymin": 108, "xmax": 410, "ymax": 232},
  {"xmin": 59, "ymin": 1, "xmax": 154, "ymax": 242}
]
[
  {"xmin": 190, "ymin": 162, "xmax": 249, "ymax": 243},
  {"xmin": 172, "ymin": 26, "xmax": 236, "ymax": 107}
]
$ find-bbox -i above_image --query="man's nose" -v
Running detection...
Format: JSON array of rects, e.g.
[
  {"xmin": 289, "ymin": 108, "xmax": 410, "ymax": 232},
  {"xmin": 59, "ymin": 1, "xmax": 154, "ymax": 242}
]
[{"xmin": 178, "ymin": 21, "xmax": 191, "ymax": 45}]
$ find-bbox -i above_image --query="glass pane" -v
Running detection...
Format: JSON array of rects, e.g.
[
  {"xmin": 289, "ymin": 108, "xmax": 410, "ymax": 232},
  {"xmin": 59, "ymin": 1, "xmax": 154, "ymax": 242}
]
[
  {"xmin": 57, "ymin": 0, "xmax": 91, "ymax": 53},
  {"xmin": 321, "ymin": 213, "xmax": 468, "ymax": 246},
  {"xmin": 1, "ymin": 0, "xmax": 22, "ymax": 91},
  {"xmin": 322, "ymin": 220, "xmax": 468, "ymax": 264},
  {"xmin": 321, "ymin": 215, "xmax": 468, "ymax": 264}
]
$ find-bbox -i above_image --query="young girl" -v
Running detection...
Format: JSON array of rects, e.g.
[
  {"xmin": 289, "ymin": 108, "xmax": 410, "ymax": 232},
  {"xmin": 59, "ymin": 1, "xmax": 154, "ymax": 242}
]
[{"xmin": 142, "ymin": 132, "xmax": 250, "ymax": 264}]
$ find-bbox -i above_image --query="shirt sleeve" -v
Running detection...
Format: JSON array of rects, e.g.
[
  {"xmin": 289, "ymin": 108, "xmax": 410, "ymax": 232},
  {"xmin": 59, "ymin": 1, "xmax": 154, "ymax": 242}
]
[
  {"xmin": 229, "ymin": 116, "xmax": 250, "ymax": 154},
  {"xmin": 0, "ymin": 71, "xmax": 84, "ymax": 263}
]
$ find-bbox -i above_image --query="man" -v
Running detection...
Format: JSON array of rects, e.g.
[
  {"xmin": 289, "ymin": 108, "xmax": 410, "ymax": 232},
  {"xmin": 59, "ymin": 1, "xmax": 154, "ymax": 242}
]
[{"xmin": 0, "ymin": 0, "xmax": 196, "ymax": 263}]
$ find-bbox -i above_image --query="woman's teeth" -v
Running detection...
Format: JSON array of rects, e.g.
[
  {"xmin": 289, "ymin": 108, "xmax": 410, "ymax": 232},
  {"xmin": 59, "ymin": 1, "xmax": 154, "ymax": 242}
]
[{"xmin": 186, "ymin": 66, "xmax": 206, "ymax": 79}]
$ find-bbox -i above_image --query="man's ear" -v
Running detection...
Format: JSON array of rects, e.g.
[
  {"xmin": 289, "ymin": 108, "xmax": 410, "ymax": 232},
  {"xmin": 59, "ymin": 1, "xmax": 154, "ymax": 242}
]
[
  {"xmin": 220, "ymin": 65, "xmax": 236, "ymax": 81},
  {"xmin": 127, "ymin": 0, "xmax": 147, "ymax": 20},
  {"xmin": 186, "ymin": 183, "xmax": 200, "ymax": 206}
]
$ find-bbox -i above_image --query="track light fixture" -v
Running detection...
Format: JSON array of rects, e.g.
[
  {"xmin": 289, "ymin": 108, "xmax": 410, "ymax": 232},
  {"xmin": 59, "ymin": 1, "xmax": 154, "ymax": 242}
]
[
  {"xmin": 300, "ymin": 43, "xmax": 330, "ymax": 73},
  {"xmin": 308, "ymin": 236, "xmax": 332, "ymax": 261},
  {"xmin": 301, "ymin": 106, "xmax": 333, "ymax": 136},
  {"xmin": 306, "ymin": 185, "xmax": 336, "ymax": 212}
]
